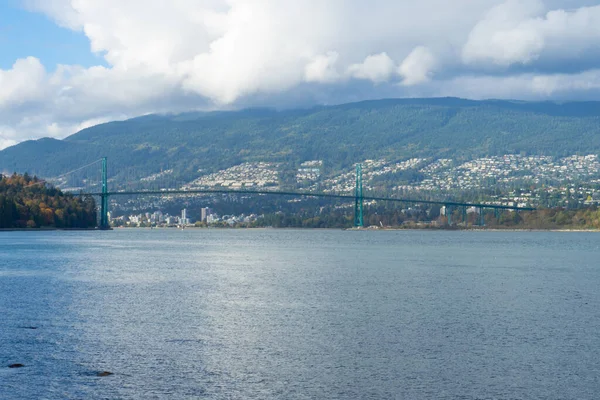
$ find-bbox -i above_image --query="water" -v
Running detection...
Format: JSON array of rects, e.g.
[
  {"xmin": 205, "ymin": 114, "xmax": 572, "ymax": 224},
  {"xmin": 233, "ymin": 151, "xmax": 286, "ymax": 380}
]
[{"xmin": 1, "ymin": 229, "xmax": 600, "ymax": 399}]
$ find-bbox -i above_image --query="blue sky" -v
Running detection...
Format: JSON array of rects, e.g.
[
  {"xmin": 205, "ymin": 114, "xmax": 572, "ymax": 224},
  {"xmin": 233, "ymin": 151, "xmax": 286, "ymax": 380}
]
[
  {"xmin": 2, "ymin": 0, "xmax": 600, "ymax": 149},
  {"xmin": 0, "ymin": 0, "xmax": 102, "ymax": 70}
]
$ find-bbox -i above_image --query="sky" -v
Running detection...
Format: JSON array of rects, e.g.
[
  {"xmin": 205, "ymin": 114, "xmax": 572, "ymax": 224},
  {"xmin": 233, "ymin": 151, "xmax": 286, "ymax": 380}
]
[{"xmin": 2, "ymin": 0, "xmax": 600, "ymax": 149}]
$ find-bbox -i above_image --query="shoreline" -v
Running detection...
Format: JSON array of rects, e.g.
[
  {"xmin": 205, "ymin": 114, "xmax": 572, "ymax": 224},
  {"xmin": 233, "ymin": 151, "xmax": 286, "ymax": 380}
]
[
  {"xmin": 372, "ymin": 227, "xmax": 600, "ymax": 232},
  {"xmin": 3, "ymin": 226, "xmax": 599, "ymax": 232},
  {"xmin": 112, "ymin": 226, "xmax": 600, "ymax": 232},
  {"xmin": 0, "ymin": 227, "xmax": 106, "ymax": 232}
]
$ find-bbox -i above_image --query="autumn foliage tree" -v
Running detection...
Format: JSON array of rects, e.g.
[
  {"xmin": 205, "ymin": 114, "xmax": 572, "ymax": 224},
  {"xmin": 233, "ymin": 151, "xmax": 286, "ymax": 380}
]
[{"xmin": 0, "ymin": 173, "xmax": 96, "ymax": 229}]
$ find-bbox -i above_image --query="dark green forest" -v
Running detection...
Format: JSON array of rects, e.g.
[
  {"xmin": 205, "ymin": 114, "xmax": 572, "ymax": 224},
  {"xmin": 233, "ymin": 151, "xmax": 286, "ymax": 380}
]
[
  {"xmin": 2, "ymin": 97, "xmax": 600, "ymax": 188},
  {"xmin": 0, "ymin": 173, "xmax": 97, "ymax": 229}
]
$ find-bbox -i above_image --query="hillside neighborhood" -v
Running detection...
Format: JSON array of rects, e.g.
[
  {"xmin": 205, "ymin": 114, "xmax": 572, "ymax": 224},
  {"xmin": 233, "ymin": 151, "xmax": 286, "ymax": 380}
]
[{"xmin": 174, "ymin": 153, "xmax": 600, "ymax": 207}]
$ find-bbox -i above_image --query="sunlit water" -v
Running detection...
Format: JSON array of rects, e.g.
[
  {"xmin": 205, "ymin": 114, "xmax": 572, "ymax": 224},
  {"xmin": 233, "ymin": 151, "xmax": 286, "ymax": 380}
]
[{"xmin": 1, "ymin": 229, "xmax": 600, "ymax": 399}]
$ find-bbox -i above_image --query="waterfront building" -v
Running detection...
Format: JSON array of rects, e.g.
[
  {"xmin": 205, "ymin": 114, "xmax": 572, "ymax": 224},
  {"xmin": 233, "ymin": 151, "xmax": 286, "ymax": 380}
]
[{"xmin": 201, "ymin": 207, "xmax": 212, "ymax": 222}]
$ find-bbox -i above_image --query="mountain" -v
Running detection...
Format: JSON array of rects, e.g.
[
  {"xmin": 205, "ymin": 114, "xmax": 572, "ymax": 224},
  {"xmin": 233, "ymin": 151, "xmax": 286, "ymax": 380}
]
[{"xmin": 1, "ymin": 97, "xmax": 600, "ymax": 187}]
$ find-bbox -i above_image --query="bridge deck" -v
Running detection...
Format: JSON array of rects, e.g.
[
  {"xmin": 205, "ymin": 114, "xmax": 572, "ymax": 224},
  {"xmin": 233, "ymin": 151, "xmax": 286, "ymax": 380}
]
[{"xmin": 85, "ymin": 188, "xmax": 536, "ymax": 211}]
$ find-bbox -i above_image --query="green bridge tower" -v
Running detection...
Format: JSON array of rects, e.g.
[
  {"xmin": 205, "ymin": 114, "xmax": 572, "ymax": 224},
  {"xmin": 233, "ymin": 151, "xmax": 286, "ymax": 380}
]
[
  {"xmin": 354, "ymin": 163, "xmax": 364, "ymax": 228},
  {"xmin": 99, "ymin": 157, "xmax": 110, "ymax": 230}
]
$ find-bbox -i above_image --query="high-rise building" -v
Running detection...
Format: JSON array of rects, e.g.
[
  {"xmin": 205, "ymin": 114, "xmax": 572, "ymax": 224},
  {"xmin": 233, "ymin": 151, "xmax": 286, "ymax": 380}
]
[
  {"xmin": 201, "ymin": 207, "xmax": 212, "ymax": 222},
  {"xmin": 181, "ymin": 209, "xmax": 187, "ymax": 224}
]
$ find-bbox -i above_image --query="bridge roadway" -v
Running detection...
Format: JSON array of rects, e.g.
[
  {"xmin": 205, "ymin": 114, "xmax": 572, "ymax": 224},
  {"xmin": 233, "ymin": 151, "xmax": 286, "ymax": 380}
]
[{"xmin": 87, "ymin": 188, "xmax": 536, "ymax": 211}]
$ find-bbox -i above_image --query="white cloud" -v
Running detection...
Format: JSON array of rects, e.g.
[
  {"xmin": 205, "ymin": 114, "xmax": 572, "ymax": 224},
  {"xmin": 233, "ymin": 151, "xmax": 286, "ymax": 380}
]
[
  {"xmin": 2, "ymin": 0, "xmax": 600, "ymax": 147},
  {"xmin": 435, "ymin": 69, "xmax": 600, "ymax": 100},
  {"xmin": 0, "ymin": 139, "xmax": 17, "ymax": 151},
  {"xmin": 348, "ymin": 53, "xmax": 396, "ymax": 83},
  {"xmin": 531, "ymin": 70, "xmax": 600, "ymax": 95},
  {"xmin": 0, "ymin": 126, "xmax": 18, "ymax": 151},
  {"xmin": 19, "ymin": 0, "xmax": 501, "ymax": 107},
  {"xmin": 398, "ymin": 47, "xmax": 437, "ymax": 86},
  {"xmin": 463, "ymin": 0, "xmax": 600, "ymax": 66},
  {"xmin": 305, "ymin": 52, "xmax": 341, "ymax": 84},
  {"xmin": 0, "ymin": 57, "xmax": 48, "ymax": 108}
]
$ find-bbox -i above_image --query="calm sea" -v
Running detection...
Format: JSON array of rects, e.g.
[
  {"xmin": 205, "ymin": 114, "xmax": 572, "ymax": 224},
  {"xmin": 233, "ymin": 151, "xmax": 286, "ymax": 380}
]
[{"xmin": 1, "ymin": 229, "xmax": 600, "ymax": 399}]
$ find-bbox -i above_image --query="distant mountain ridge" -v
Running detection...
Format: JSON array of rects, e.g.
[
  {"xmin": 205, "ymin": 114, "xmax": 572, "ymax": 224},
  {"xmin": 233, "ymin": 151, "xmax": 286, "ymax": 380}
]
[{"xmin": 2, "ymin": 97, "xmax": 600, "ymax": 187}]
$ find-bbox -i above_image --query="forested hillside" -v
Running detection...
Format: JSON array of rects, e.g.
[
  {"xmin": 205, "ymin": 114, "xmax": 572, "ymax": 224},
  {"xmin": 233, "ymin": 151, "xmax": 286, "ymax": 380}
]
[
  {"xmin": 1, "ymin": 98, "xmax": 600, "ymax": 186},
  {"xmin": 0, "ymin": 173, "xmax": 97, "ymax": 229}
]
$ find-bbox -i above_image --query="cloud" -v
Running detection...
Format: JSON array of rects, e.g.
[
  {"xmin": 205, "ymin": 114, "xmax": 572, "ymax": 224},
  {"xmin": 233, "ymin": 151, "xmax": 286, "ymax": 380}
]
[
  {"xmin": 436, "ymin": 69, "xmax": 600, "ymax": 100},
  {"xmin": 2, "ymin": 0, "xmax": 600, "ymax": 147},
  {"xmin": 463, "ymin": 0, "xmax": 600, "ymax": 66},
  {"xmin": 0, "ymin": 139, "xmax": 17, "ymax": 151},
  {"xmin": 348, "ymin": 53, "xmax": 396, "ymax": 83},
  {"xmin": 0, "ymin": 57, "xmax": 48, "ymax": 108},
  {"xmin": 398, "ymin": 47, "xmax": 437, "ymax": 86},
  {"xmin": 305, "ymin": 52, "xmax": 342, "ymax": 84},
  {"xmin": 462, "ymin": 0, "xmax": 546, "ymax": 66},
  {"xmin": 0, "ymin": 127, "xmax": 18, "ymax": 151}
]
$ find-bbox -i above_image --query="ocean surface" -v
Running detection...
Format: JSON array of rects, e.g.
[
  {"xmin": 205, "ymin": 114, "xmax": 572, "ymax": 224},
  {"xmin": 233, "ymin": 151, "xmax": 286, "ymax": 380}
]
[{"xmin": 1, "ymin": 229, "xmax": 600, "ymax": 399}]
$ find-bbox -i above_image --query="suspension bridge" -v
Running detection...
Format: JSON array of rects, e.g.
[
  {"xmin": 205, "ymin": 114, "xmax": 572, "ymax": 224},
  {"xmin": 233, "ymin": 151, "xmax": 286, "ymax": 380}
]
[{"xmin": 47, "ymin": 157, "xmax": 536, "ymax": 230}]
